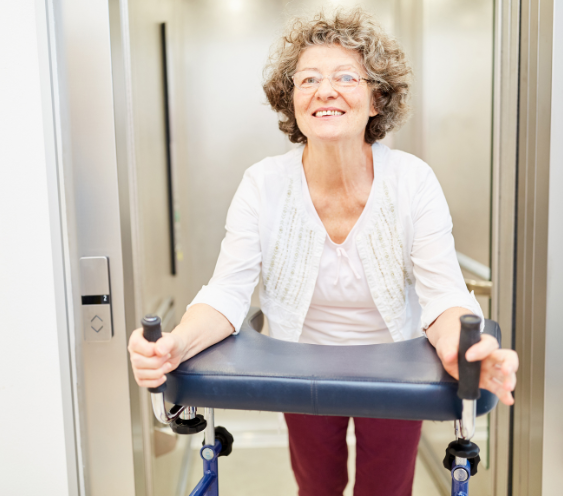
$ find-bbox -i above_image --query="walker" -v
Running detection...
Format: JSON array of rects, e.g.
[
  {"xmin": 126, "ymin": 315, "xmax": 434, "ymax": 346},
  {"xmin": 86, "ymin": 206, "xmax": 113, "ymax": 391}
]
[{"xmin": 142, "ymin": 308, "xmax": 498, "ymax": 496}]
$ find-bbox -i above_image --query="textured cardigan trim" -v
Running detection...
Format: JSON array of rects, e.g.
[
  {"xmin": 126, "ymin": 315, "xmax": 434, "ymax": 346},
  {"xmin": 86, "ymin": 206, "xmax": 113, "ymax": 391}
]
[
  {"xmin": 189, "ymin": 143, "xmax": 484, "ymax": 342},
  {"xmin": 261, "ymin": 146, "xmax": 326, "ymax": 339},
  {"xmin": 260, "ymin": 143, "xmax": 416, "ymax": 343}
]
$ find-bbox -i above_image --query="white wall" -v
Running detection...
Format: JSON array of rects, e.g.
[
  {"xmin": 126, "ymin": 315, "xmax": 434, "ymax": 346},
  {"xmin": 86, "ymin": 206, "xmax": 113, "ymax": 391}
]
[
  {"xmin": 0, "ymin": 1, "xmax": 76, "ymax": 494},
  {"xmin": 542, "ymin": 0, "xmax": 563, "ymax": 493}
]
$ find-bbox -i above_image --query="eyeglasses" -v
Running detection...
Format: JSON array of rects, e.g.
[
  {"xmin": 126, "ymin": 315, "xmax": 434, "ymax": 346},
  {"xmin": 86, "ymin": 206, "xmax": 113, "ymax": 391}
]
[{"xmin": 292, "ymin": 70, "xmax": 373, "ymax": 93}]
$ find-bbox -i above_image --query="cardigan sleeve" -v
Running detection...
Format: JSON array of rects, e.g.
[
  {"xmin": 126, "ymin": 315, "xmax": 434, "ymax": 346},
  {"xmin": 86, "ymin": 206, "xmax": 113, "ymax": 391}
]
[
  {"xmin": 409, "ymin": 166, "xmax": 484, "ymax": 331},
  {"xmin": 187, "ymin": 169, "xmax": 262, "ymax": 333}
]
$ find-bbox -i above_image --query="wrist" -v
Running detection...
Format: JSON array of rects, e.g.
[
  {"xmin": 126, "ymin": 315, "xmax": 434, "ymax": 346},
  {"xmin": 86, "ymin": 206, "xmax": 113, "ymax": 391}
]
[{"xmin": 171, "ymin": 324, "xmax": 191, "ymax": 362}]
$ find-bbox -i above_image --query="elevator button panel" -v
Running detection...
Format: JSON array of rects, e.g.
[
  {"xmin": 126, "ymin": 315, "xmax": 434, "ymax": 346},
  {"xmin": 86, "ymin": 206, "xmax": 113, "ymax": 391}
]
[{"xmin": 80, "ymin": 256, "xmax": 113, "ymax": 341}]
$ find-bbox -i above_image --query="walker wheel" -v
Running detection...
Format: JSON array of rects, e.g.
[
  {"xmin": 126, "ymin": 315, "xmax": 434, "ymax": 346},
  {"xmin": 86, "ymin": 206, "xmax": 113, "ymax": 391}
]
[{"xmin": 203, "ymin": 426, "xmax": 234, "ymax": 457}]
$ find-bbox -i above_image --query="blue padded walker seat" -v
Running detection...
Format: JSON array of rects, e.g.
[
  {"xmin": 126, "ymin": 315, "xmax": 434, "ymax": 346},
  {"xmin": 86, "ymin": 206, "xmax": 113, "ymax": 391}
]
[{"xmin": 165, "ymin": 308, "xmax": 500, "ymax": 421}]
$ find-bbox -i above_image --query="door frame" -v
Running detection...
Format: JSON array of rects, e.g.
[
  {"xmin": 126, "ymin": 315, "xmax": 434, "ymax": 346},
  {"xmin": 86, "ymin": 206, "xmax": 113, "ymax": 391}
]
[
  {"xmin": 490, "ymin": 0, "xmax": 521, "ymax": 495},
  {"xmin": 394, "ymin": 1, "xmax": 522, "ymax": 494},
  {"xmin": 511, "ymin": 0, "xmax": 557, "ymax": 495},
  {"xmin": 49, "ymin": 0, "xmax": 146, "ymax": 494}
]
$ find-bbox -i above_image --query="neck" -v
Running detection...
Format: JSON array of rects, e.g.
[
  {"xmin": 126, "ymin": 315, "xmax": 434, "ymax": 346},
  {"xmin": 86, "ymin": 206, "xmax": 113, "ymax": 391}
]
[{"xmin": 302, "ymin": 136, "xmax": 374, "ymax": 193}]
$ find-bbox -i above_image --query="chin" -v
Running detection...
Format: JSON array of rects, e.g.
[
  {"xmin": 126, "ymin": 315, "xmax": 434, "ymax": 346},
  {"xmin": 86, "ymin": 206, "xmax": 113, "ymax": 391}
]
[{"xmin": 309, "ymin": 130, "xmax": 352, "ymax": 143}]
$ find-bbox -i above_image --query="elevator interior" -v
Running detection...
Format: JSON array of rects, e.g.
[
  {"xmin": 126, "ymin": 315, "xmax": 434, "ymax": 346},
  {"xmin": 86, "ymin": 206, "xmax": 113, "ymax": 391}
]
[{"xmin": 64, "ymin": 0, "xmax": 513, "ymax": 494}]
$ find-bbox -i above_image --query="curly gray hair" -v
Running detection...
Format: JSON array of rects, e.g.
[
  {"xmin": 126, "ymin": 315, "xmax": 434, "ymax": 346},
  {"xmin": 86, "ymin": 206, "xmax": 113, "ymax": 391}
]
[{"xmin": 263, "ymin": 8, "xmax": 412, "ymax": 144}]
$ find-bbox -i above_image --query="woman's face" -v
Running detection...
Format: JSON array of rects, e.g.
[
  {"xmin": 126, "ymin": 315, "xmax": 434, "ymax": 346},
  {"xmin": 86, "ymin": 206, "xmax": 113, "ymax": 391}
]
[{"xmin": 293, "ymin": 44, "xmax": 377, "ymax": 144}]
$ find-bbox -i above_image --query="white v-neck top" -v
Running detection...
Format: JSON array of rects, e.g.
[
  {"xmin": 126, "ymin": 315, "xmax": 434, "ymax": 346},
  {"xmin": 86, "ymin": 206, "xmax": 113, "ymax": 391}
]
[
  {"xmin": 188, "ymin": 143, "xmax": 484, "ymax": 342},
  {"xmin": 299, "ymin": 167, "xmax": 393, "ymax": 345}
]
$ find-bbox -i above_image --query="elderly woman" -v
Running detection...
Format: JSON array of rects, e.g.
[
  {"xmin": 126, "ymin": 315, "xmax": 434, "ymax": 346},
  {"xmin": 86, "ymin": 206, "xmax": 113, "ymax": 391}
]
[{"xmin": 129, "ymin": 9, "xmax": 518, "ymax": 496}]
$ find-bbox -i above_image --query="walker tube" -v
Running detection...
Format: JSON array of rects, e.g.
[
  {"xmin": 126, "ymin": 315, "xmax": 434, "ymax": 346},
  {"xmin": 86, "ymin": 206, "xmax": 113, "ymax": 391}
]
[
  {"xmin": 189, "ymin": 440, "xmax": 222, "ymax": 496},
  {"xmin": 451, "ymin": 458, "xmax": 470, "ymax": 496},
  {"xmin": 141, "ymin": 314, "xmax": 167, "ymax": 393},
  {"xmin": 457, "ymin": 315, "xmax": 482, "ymax": 400},
  {"xmin": 142, "ymin": 314, "xmax": 188, "ymax": 423}
]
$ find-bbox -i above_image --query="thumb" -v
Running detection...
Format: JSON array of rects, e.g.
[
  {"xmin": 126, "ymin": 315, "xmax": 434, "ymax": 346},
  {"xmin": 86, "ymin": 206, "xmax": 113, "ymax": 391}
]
[
  {"xmin": 438, "ymin": 341, "xmax": 458, "ymax": 365},
  {"xmin": 154, "ymin": 333, "xmax": 181, "ymax": 357}
]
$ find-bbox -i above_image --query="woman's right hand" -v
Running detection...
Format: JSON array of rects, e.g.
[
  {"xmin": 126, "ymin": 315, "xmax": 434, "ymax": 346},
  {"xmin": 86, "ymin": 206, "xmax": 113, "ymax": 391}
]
[{"xmin": 127, "ymin": 329, "xmax": 186, "ymax": 389}]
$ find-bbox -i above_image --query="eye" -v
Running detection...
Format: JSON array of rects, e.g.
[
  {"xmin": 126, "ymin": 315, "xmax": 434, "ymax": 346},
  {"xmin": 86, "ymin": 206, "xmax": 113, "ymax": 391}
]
[
  {"xmin": 334, "ymin": 72, "xmax": 360, "ymax": 85},
  {"xmin": 294, "ymin": 71, "xmax": 322, "ymax": 88},
  {"xmin": 300, "ymin": 76, "xmax": 320, "ymax": 86}
]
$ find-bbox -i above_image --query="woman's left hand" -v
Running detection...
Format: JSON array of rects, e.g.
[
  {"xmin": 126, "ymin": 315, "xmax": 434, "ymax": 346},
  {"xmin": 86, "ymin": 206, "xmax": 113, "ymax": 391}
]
[{"xmin": 436, "ymin": 332, "xmax": 518, "ymax": 406}]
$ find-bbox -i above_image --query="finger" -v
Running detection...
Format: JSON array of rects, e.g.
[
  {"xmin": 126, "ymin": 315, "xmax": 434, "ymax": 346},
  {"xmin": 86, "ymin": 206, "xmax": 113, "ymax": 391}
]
[
  {"xmin": 503, "ymin": 372, "xmax": 517, "ymax": 391},
  {"xmin": 485, "ymin": 376, "xmax": 515, "ymax": 405},
  {"xmin": 135, "ymin": 363, "xmax": 173, "ymax": 380},
  {"xmin": 487, "ymin": 362, "xmax": 517, "ymax": 390},
  {"xmin": 498, "ymin": 389, "xmax": 515, "ymax": 406},
  {"xmin": 128, "ymin": 329, "xmax": 157, "ymax": 357},
  {"xmin": 442, "ymin": 347, "xmax": 458, "ymax": 364},
  {"xmin": 499, "ymin": 350, "xmax": 519, "ymax": 374},
  {"xmin": 486, "ymin": 376, "xmax": 508, "ymax": 398},
  {"xmin": 466, "ymin": 335, "xmax": 499, "ymax": 361},
  {"xmin": 155, "ymin": 334, "xmax": 179, "ymax": 357},
  {"xmin": 437, "ymin": 337, "xmax": 459, "ymax": 364},
  {"xmin": 497, "ymin": 390, "xmax": 514, "ymax": 406},
  {"xmin": 130, "ymin": 353, "xmax": 171, "ymax": 370},
  {"xmin": 137, "ymin": 376, "xmax": 167, "ymax": 389},
  {"xmin": 495, "ymin": 374, "xmax": 515, "ymax": 392},
  {"xmin": 482, "ymin": 371, "xmax": 515, "ymax": 391},
  {"xmin": 484, "ymin": 350, "xmax": 519, "ymax": 378},
  {"xmin": 482, "ymin": 358, "xmax": 507, "ymax": 377}
]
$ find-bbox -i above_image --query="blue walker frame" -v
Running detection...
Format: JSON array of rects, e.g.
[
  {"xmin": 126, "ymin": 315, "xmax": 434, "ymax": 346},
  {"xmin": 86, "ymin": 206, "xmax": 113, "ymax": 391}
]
[
  {"xmin": 186, "ymin": 426, "xmax": 474, "ymax": 496},
  {"xmin": 451, "ymin": 459, "xmax": 471, "ymax": 496},
  {"xmin": 142, "ymin": 314, "xmax": 487, "ymax": 496},
  {"xmin": 186, "ymin": 414, "xmax": 476, "ymax": 496},
  {"xmin": 191, "ymin": 440, "xmax": 221, "ymax": 496}
]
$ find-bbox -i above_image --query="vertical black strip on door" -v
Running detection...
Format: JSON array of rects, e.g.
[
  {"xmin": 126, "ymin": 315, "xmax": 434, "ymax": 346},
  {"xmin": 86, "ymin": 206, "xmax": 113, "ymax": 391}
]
[{"xmin": 160, "ymin": 22, "xmax": 176, "ymax": 275}]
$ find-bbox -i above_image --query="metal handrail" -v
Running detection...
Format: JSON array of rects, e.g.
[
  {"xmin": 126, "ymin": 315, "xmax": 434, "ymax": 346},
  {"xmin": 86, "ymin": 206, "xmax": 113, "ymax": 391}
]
[
  {"xmin": 456, "ymin": 252, "xmax": 491, "ymax": 281},
  {"xmin": 456, "ymin": 251, "xmax": 493, "ymax": 297}
]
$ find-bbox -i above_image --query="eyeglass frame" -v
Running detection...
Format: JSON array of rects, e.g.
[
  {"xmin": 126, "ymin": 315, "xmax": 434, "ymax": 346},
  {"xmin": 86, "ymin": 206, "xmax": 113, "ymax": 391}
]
[{"xmin": 291, "ymin": 69, "xmax": 375, "ymax": 93}]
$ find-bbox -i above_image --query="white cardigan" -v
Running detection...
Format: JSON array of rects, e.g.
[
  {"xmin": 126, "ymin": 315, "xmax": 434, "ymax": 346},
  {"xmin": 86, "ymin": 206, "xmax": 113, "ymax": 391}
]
[{"xmin": 189, "ymin": 143, "xmax": 483, "ymax": 342}]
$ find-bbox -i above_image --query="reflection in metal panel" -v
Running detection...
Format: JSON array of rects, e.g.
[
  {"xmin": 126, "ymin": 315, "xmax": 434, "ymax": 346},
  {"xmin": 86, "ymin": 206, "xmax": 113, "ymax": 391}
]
[{"xmin": 61, "ymin": 0, "xmax": 516, "ymax": 494}]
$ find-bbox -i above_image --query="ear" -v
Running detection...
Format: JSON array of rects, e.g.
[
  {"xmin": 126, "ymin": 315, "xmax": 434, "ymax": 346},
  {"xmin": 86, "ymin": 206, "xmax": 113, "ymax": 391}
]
[{"xmin": 369, "ymin": 93, "xmax": 378, "ymax": 117}]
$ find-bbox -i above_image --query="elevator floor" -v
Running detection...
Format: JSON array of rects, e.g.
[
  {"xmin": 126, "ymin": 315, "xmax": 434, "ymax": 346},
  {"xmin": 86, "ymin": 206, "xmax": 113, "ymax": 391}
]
[{"xmin": 181, "ymin": 410, "xmax": 441, "ymax": 496}]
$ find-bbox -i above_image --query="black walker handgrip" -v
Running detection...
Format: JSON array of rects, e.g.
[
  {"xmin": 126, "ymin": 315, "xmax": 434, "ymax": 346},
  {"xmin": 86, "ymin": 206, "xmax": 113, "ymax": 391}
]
[
  {"xmin": 457, "ymin": 314, "xmax": 482, "ymax": 400},
  {"xmin": 141, "ymin": 314, "xmax": 167, "ymax": 393}
]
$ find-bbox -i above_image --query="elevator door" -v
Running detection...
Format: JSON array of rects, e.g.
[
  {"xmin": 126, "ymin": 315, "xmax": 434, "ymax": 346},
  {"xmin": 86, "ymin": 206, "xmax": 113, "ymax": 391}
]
[
  {"xmin": 120, "ymin": 0, "xmax": 502, "ymax": 494},
  {"xmin": 124, "ymin": 0, "xmax": 194, "ymax": 494},
  {"xmin": 396, "ymin": 1, "xmax": 498, "ymax": 494}
]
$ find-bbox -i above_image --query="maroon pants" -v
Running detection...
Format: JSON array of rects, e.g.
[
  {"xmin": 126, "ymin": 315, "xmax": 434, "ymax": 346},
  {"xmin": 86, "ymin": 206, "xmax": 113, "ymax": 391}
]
[{"xmin": 284, "ymin": 414, "xmax": 422, "ymax": 496}]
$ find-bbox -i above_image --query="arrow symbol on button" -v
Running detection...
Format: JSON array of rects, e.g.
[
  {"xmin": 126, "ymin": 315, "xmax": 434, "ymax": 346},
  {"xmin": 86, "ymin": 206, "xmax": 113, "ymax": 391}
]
[{"xmin": 91, "ymin": 315, "xmax": 103, "ymax": 333}]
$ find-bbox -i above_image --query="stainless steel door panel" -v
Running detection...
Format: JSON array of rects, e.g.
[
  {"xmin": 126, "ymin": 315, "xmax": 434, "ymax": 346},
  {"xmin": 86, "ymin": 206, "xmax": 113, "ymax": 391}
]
[
  {"xmin": 57, "ymin": 0, "xmax": 520, "ymax": 494},
  {"xmin": 59, "ymin": 0, "xmax": 137, "ymax": 493}
]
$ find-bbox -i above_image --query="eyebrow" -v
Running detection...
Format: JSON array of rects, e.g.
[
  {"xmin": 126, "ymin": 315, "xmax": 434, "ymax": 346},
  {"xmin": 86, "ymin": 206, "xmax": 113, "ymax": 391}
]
[{"xmin": 296, "ymin": 65, "xmax": 360, "ymax": 72}]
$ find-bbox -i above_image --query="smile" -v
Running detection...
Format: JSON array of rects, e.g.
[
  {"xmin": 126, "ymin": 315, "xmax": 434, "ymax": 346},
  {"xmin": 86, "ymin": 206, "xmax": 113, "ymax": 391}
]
[{"xmin": 313, "ymin": 110, "xmax": 345, "ymax": 117}]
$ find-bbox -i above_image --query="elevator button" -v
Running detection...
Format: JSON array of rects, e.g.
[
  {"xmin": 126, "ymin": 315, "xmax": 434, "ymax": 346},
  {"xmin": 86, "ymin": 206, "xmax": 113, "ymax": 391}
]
[
  {"xmin": 80, "ymin": 256, "xmax": 113, "ymax": 341},
  {"xmin": 82, "ymin": 304, "xmax": 112, "ymax": 341},
  {"xmin": 91, "ymin": 315, "xmax": 103, "ymax": 333}
]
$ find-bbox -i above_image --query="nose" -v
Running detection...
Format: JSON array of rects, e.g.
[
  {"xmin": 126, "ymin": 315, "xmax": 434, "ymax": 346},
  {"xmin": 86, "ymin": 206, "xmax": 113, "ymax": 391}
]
[{"xmin": 315, "ymin": 77, "xmax": 338, "ymax": 100}]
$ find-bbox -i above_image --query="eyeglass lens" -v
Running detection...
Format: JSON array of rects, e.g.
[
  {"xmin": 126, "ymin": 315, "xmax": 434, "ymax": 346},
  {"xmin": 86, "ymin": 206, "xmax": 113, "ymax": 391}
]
[{"xmin": 293, "ymin": 71, "xmax": 362, "ymax": 91}]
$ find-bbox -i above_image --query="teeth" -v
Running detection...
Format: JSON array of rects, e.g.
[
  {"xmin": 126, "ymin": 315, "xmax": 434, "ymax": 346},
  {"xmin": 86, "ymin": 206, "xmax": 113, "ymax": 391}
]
[{"xmin": 315, "ymin": 110, "xmax": 343, "ymax": 117}]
